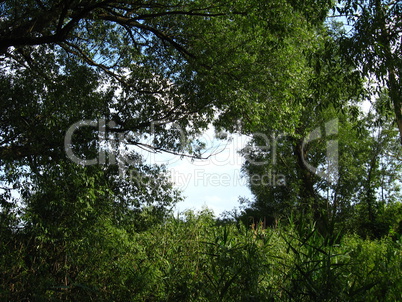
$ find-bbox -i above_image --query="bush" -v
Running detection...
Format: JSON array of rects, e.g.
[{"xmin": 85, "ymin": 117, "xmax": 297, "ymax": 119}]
[{"xmin": 1, "ymin": 209, "xmax": 401, "ymax": 301}]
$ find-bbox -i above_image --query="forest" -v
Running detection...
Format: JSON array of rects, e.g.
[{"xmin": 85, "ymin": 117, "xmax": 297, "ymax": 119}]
[{"xmin": 0, "ymin": 0, "xmax": 402, "ymax": 300}]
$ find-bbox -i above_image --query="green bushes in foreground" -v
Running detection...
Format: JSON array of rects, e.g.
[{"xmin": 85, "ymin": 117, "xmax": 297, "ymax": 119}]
[{"xmin": 1, "ymin": 209, "xmax": 401, "ymax": 301}]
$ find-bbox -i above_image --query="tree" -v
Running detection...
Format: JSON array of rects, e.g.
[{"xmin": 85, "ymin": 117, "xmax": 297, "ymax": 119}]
[
  {"xmin": 337, "ymin": 0, "xmax": 402, "ymax": 143},
  {"xmin": 237, "ymin": 20, "xmax": 402, "ymax": 236},
  {"xmin": 1, "ymin": 0, "xmax": 337, "ymax": 162},
  {"xmin": 240, "ymin": 89, "xmax": 402, "ymax": 237},
  {"xmin": 1, "ymin": 1, "xmax": 339, "ymax": 297},
  {"xmin": 0, "ymin": 0, "xmax": 223, "ymax": 162},
  {"xmin": 234, "ymin": 21, "xmax": 361, "ymax": 231},
  {"xmin": 350, "ymin": 95, "xmax": 402, "ymax": 238},
  {"xmin": 0, "ymin": 0, "xmax": 337, "ymax": 227}
]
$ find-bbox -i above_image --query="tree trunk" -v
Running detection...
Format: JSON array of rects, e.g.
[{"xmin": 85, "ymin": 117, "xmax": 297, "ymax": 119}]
[
  {"xmin": 293, "ymin": 139, "xmax": 328, "ymax": 236},
  {"xmin": 389, "ymin": 68, "xmax": 402, "ymax": 144}
]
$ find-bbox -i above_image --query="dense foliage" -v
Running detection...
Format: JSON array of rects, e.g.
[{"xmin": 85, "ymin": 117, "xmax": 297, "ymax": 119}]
[
  {"xmin": 1, "ymin": 209, "xmax": 401, "ymax": 301},
  {"xmin": 1, "ymin": 0, "xmax": 401, "ymax": 300}
]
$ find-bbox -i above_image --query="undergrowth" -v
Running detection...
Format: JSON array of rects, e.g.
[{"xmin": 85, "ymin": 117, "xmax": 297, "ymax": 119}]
[{"xmin": 1, "ymin": 209, "xmax": 401, "ymax": 301}]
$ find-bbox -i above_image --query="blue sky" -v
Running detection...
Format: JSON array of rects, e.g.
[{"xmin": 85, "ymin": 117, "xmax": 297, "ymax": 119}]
[{"xmin": 142, "ymin": 130, "xmax": 253, "ymax": 216}]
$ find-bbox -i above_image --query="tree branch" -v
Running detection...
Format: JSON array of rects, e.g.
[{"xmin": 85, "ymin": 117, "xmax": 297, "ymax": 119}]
[{"xmin": 97, "ymin": 13, "xmax": 196, "ymax": 59}]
